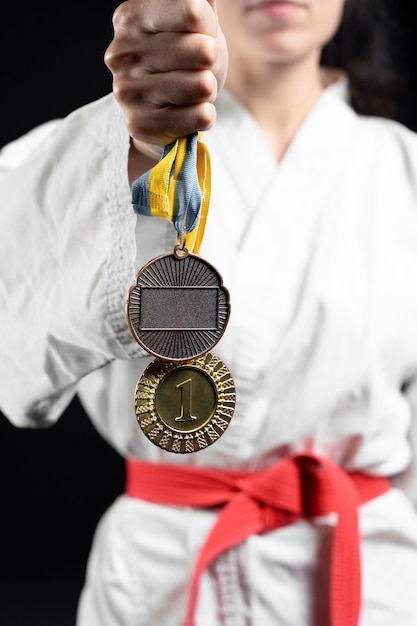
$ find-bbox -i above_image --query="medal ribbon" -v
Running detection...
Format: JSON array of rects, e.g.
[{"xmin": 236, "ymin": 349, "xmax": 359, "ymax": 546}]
[{"xmin": 131, "ymin": 132, "xmax": 211, "ymax": 255}]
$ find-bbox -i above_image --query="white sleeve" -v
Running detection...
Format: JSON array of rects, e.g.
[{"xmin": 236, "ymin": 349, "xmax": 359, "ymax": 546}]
[
  {"xmin": 0, "ymin": 94, "xmax": 143, "ymax": 428},
  {"xmin": 0, "ymin": 120, "xmax": 62, "ymax": 175}
]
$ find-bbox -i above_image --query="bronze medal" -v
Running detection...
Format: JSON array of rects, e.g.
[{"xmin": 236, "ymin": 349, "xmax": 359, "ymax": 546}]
[
  {"xmin": 135, "ymin": 352, "xmax": 236, "ymax": 453},
  {"xmin": 126, "ymin": 246, "xmax": 230, "ymax": 361}
]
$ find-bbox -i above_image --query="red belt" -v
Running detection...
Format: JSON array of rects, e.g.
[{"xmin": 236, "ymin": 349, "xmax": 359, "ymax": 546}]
[{"xmin": 126, "ymin": 453, "xmax": 390, "ymax": 626}]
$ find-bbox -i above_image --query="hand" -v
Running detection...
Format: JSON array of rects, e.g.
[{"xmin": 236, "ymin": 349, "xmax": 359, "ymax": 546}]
[{"xmin": 105, "ymin": 0, "xmax": 228, "ymax": 154}]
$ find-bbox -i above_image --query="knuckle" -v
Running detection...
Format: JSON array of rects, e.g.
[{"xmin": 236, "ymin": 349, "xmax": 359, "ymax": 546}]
[
  {"xmin": 112, "ymin": 82, "xmax": 146, "ymax": 113},
  {"xmin": 197, "ymin": 70, "xmax": 217, "ymax": 101},
  {"xmin": 112, "ymin": 82, "xmax": 132, "ymax": 106},
  {"xmin": 103, "ymin": 43, "xmax": 119, "ymax": 71},
  {"xmin": 197, "ymin": 34, "xmax": 218, "ymax": 67},
  {"xmin": 183, "ymin": 0, "xmax": 204, "ymax": 28},
  {"xmin": 197, "ymin": 102, "xmax": 216, "ymax": 130},
  {"xmin": 183, "ymin": 0, "xmax": 216, "ymax": 34},
  {"xmin": 111, "ymin": 1, "xmax": 136, "ymax": 30}
]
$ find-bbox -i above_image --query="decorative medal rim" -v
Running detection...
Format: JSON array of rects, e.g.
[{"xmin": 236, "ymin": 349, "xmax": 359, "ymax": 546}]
[
  {"xmin": 125, "ymin": 248, "xmax": 231, "ymax": 362},
  {"xmin": 134, "ymin": 351, "xmax": 236, "ymax": 454}
]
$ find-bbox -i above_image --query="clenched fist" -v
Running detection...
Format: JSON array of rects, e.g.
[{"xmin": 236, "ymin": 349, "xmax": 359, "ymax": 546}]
[{"xmin": 105, "ymin": 0, "xmax": 228, "ymax": 155}]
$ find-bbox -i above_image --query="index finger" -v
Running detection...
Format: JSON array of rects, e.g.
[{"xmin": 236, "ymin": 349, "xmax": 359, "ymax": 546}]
[{"xmin": 112, "ymin": 0, "xmax": 219, "ymax": 37}]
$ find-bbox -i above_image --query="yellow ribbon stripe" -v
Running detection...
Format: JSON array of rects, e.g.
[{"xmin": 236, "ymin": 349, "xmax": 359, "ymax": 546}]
[{"xmin": 132, "ymin": 133, "xmax": 211, "ymax": 255}]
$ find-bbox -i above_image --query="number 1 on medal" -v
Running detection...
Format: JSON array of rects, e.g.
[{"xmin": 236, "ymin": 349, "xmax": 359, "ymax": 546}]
[{"xmin": 175, "ymin": 378, "xmax": 197, "ymax": 422}]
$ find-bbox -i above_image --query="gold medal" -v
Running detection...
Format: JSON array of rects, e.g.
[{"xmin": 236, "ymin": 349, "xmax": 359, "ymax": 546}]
[{"xmin": 135, "ymin": 352, "xmax": 236, "ymax": 453}]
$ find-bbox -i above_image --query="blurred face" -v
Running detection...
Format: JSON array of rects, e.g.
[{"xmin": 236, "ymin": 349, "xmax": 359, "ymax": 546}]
[{"xmin": 216, "ymin": 0, "xmax": 346, "ymax": 67}]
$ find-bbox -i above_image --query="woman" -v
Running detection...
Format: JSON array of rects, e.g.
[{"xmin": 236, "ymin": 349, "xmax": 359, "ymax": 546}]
[{"xmin": 1, "ymin": 1, "xmax": 417, "ymax": 624}]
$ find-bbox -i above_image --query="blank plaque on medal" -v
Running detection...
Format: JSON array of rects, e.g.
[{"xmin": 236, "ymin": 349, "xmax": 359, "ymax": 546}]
[{"xmin": 126, "ymin": 251, "xmax": 230, "ymax": 361}]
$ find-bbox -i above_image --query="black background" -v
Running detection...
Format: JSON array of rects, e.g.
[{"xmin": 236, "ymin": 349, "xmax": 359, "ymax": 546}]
[
  {"xmin": 0, "ymin": 2, "xmax": 417, "ymax": 625},
  {"xmin": 0, "ymin": 2, "xmax": 120, "ymax": 148},
  {"xmin": 0, "ymin": 3, "xmax": 123, "ymax": 626}
]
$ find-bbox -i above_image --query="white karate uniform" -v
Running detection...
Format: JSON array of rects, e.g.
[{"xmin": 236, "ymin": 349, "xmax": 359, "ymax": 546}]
[{"xmin": 2, "ymin": 82, "xmax": 417, "ymax": 625}]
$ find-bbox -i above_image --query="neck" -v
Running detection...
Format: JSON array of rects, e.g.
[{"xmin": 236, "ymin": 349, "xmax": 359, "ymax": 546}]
[{"xmin": 225, "ymin": 53, "xmax": 326, "ymax": 161}]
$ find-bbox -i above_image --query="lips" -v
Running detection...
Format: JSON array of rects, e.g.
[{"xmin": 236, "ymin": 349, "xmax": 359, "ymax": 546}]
[{"xmin": 245, "ymin": 0, "xmax": 306, "ymax": 11}]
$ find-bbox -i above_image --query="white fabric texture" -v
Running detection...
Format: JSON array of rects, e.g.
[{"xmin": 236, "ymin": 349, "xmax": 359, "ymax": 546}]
[{"xmin": 2, "ymin": 83, "xmax": 417, "ymax": 624}]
